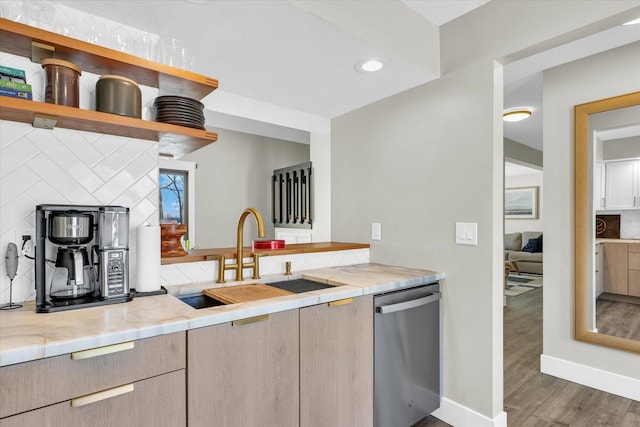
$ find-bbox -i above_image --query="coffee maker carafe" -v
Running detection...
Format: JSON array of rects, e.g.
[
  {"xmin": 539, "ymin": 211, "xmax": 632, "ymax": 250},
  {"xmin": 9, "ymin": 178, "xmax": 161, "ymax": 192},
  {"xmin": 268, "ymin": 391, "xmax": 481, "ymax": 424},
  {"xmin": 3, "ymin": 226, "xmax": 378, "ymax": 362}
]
[
  {"xmin": 48, "ymin": 211, "xmax": 96, "ymax": 300},
  {"xmin": 35, "ymin": 205, "xmax": 133, "ymax": 313}
]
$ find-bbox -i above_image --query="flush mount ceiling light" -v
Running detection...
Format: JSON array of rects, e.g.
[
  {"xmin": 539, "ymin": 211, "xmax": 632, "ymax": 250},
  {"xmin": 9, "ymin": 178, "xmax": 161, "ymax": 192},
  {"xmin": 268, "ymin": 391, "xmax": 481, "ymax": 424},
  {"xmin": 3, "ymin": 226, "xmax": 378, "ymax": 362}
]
[
  {"xmin": 355, "ymin": 57, "xmax": 388, "ymax": 73},
  {"xmin": 503, "ymin": 108, "xmax": 533, "ymax": 122},
  {"xmin": 623, "ymin": 17, "xmax": 640, "ymax": 25}
]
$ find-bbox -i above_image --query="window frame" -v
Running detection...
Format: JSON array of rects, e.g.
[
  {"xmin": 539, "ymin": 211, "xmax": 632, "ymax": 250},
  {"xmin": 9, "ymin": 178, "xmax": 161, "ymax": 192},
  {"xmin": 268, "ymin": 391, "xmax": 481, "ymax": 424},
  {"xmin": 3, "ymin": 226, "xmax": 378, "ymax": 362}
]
[{"xmin": 159, "ymin": 158, "xmax": 197, "ymax": 249}]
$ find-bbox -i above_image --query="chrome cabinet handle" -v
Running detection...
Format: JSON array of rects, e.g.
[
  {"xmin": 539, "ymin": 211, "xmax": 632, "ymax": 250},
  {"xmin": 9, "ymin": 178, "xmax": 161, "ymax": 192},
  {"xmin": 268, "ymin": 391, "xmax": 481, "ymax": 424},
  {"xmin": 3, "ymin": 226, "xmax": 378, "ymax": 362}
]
[
  {"xmin": 71, "ymin": 341, "xmax": 134, "ymax": 360},
  {"xmin": 376, "ymin": 292, "xmax": 440, "ymax": 314},
  {"xmin": 71, "ymin": 383, "xmax": 134, "ymax": 407}
]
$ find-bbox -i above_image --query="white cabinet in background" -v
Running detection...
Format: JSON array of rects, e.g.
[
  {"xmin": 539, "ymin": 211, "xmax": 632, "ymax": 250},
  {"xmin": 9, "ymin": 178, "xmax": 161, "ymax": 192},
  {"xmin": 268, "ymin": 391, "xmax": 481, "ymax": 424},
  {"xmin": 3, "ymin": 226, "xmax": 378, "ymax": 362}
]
[
  {"xmin": 594, "ymin": 163, "xmax": 605, "ymax": 211},
  {"xmin": 595, "ymin": 243, "xmax": 603, "ymax": 297},
  {"xmin": 605, "ymin": 160, "xmax": 639, "ymax": 210}
]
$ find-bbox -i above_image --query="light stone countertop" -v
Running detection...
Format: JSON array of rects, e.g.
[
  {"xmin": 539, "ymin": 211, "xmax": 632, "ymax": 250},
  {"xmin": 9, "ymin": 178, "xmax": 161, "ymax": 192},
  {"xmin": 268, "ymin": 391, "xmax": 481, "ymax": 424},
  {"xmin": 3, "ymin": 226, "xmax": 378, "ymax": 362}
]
[
  {"xmin": 596, "ymin": 238, "xmax": 640, "ymax": 244},
  {"xmin": 0, "ymin": 263, "xmax": 444, "ymax": 367}
]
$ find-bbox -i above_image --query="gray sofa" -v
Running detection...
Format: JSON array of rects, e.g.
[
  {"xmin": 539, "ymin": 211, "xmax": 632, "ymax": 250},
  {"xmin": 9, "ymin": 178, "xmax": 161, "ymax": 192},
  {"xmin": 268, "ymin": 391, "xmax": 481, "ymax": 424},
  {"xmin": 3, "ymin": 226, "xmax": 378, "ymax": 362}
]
[{"xmin": 504, "ymin": 232, "xmax": 543, "ymax": 275}]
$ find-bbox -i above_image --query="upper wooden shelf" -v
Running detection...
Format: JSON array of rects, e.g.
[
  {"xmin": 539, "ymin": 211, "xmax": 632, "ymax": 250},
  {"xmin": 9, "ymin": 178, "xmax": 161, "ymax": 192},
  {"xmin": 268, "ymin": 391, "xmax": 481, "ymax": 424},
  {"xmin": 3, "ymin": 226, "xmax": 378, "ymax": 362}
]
[
  {"xmin": 0, "ymin": 18, "xmax": 218, "ymax": 99},
  {"xmin": 0, "ymin": 18, "xmax": 219, "ymax": 157}
]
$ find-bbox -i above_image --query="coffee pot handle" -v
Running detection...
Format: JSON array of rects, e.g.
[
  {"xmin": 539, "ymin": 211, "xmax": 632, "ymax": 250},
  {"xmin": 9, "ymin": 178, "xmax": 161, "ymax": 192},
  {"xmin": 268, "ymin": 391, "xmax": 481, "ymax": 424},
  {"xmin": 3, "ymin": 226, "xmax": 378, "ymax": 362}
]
[{"xmin": 73, "ymin": 251, "xmax": 84, "ymax": 286}]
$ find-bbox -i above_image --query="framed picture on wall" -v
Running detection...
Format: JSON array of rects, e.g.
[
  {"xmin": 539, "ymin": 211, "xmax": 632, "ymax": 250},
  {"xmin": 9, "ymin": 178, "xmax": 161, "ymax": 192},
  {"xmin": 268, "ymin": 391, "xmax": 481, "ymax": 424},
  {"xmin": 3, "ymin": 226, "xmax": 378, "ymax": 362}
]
[{"xmin": 505, "ymin": 186, "xmax": 538, "ymax": 219}]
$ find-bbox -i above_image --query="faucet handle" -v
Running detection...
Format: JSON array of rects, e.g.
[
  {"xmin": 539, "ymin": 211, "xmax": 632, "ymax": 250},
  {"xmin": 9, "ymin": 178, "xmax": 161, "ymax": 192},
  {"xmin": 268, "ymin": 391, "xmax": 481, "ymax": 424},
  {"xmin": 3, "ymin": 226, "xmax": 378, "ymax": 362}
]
[
  {"xmin": 284, "ymin": 261, "xmax": 292, "ymax": 276},
  {"xmin": 207, "ymin": 254, "xmax": 226, "ymax": 283},
  {"xmin": 251, "ymin": 253, "xmax": 261, "ymax": 280}
]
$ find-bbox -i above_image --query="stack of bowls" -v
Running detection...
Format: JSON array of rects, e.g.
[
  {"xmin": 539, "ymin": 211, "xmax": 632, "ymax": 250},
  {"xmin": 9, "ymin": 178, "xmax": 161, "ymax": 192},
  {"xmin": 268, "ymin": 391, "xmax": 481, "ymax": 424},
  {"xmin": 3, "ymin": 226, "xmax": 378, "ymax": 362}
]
[{"xmin": 154, "ymin": 95, "xmax": 205, "ymax": 129}]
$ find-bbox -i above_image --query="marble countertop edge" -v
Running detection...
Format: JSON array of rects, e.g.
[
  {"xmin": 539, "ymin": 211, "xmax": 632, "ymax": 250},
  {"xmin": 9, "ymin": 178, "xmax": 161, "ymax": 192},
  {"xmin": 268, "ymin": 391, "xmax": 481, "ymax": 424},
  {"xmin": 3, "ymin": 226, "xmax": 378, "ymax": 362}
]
[{"xmin": 0, "ymin": 263, "xmax": 445, "ymax": 367}]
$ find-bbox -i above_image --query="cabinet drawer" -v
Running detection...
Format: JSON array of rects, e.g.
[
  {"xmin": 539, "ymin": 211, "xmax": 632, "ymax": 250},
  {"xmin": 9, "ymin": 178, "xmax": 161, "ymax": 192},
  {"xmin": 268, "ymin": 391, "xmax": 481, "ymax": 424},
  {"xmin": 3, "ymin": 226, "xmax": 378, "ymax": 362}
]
[
  {"xmin": 630, "ymin": 252, "xmax": 640, "ymax": 271},
  {"xmin": 629, "ymin": 243, "xmax": 640, "ymax": 253},
  {"xmin": 0, "ymin": 332, "xmax": 185, "ymax": 418},
  {"xmin": 0, "ymin": 369, "xmax": 186, "ymax": 427}
]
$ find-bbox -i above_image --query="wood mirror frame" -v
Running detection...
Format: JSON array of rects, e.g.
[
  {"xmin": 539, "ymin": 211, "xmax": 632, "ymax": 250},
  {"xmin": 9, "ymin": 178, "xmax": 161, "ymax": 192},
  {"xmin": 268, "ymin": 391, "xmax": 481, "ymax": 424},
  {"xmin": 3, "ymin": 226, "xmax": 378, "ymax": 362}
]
[{"xmin": 574, "ymin": 91, "xmax": 640, "ymax": 353}]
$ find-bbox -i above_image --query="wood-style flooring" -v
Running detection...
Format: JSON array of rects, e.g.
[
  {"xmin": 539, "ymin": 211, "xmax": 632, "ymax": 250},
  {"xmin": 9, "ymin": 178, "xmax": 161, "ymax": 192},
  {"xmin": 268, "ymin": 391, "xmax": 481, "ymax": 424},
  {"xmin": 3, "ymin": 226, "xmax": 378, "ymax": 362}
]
[
  {"xmin": 417, "ymin": 287, "xmax": 640, "ymax": 426},
  {"xmin": 596, "ymin": 297, "xmax": 640, "ymax": 341}
]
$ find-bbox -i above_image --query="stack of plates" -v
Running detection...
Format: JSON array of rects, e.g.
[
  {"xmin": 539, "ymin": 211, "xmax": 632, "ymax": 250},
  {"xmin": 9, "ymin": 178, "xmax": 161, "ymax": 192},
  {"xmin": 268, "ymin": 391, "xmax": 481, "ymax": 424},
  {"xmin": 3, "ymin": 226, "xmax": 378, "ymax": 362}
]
[{"xmin": 154, "ymin": 95, "xmax": 205, "ymax": 129}]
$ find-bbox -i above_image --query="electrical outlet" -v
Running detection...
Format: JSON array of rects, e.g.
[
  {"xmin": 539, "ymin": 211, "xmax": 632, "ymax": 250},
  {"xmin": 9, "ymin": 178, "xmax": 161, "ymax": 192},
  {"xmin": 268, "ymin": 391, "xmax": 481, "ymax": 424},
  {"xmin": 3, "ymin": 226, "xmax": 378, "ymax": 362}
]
[{"xmin": 15, "ymin": 226, "xmax": 34, "ymax": 255}]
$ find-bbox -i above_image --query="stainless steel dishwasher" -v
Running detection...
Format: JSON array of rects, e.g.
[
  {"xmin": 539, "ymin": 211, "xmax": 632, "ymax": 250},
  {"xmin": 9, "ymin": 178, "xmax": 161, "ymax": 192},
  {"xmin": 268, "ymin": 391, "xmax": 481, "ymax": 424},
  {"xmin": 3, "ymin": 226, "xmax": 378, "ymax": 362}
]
[{"xmin": 374, "ymin": 282, "xmax": 441, "ymax": 427}]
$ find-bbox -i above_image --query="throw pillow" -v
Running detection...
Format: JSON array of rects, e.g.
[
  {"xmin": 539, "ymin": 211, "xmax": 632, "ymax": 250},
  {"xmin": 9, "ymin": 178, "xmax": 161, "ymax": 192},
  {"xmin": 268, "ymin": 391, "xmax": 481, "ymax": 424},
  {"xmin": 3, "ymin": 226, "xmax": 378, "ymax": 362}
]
[
  {"xmin": 522, "ymin": 235, "xmax": 543, "ymax": 253},
  {"xmin": 504, "ymin": 233, "xmax": 522, "ymax": 251}
]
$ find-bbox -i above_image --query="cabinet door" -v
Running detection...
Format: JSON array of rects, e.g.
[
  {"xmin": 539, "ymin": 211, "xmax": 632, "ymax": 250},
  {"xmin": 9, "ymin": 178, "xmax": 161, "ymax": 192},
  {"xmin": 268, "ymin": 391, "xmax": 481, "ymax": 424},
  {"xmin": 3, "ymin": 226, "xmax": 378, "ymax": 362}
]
[
  {"xmin": 187, "ymin": 310, "xmax": 299, "ymax": 427},
  {"xmin": 605, "ymin": 160, "xmax": 638, "ymax": 210},
  {"xmin": 595, "ymin": 243, "xmax": 604, "ymax": 296},
  {"xmin": 300, "ymin": 295, "xmax": 373, "ymax": 427},
  {"xmin": 0, "ymin": 370, "xmax": 186, "ymax": 427},
  {"xmin": 602, "ymin": 243, "xmax": 629, "ymax": 295},
  {"xmin": 628, "ymin": 245, "xmax": 640, "ymax": 297},
  {"xmin": 594, "ymin": 163, "xmax": 605, "ymax": 211}
]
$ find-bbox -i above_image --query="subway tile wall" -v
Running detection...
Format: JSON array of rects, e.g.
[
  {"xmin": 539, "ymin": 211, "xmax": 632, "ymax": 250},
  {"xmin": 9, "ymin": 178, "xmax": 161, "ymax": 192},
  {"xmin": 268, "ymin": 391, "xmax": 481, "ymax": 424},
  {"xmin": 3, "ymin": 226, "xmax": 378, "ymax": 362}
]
[
  {"xmin": 0, "ymin": 52, "xmax": 159, "ymax": 305},
  {"xmin": 160, "ymin": 248, "xmax": 371, "ymax": 287}
]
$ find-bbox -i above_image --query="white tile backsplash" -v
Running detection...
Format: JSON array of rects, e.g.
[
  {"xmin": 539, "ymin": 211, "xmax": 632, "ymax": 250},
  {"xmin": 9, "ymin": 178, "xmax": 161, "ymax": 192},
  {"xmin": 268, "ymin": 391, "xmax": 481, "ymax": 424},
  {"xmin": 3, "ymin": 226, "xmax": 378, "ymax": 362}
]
[
  {"xmin": 159, "ymin": 249, "xmax": 371, "ymax": 288},
  {"xmin": 0, "ymin": 52, "xmax": 160, "ymax": 305}
]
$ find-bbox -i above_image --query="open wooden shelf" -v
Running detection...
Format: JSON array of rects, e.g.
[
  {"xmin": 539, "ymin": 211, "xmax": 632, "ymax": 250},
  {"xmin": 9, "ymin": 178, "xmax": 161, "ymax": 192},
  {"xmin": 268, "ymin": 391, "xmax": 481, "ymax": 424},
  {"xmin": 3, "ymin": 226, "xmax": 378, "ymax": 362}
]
[{"xmin": 0, "ymin": 18, "xmax": 219, "ymax": 157}]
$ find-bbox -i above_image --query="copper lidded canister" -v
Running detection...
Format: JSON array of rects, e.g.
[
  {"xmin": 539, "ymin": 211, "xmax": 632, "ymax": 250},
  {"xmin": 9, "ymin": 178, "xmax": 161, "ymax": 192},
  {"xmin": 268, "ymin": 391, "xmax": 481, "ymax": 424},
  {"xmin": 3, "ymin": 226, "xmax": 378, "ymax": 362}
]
[{"xmin": 41, "ymin": 58, "xmax": 81, "ymax": 107}]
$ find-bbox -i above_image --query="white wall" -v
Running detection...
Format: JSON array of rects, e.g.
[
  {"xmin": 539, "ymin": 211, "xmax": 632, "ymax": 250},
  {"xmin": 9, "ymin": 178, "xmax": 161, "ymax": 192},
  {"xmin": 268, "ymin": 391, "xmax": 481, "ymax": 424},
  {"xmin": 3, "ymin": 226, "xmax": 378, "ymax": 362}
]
[
  {"xmin": 332, "ymin": 2, "xmax": 640, "ymax": 424},
  {"xmin": 505, "ymin": 172, "xmax": 543, "ymax": 234},
  {"xmin": 332, "ymin": 57, "xmax": 506, "ymax": 420},
  {"xmin": 543, "ymin": 42, "xmax": 640, "ymax": 382}
]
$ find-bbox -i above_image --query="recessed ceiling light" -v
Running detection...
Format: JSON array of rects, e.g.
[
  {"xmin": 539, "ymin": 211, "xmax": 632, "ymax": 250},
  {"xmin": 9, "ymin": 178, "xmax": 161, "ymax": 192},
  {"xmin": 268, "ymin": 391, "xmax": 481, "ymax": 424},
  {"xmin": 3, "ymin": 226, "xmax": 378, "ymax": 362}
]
[
  {"xmin": 623, "ymin": 18, "xmax": 640, "ymax": 25},
  {"xmin": 355, "ymin": 57, "xmax": 388, "ymax": 73},
  {"xmin": 503, "ymin": 108, "xmax": 533, "ymax": 122}
]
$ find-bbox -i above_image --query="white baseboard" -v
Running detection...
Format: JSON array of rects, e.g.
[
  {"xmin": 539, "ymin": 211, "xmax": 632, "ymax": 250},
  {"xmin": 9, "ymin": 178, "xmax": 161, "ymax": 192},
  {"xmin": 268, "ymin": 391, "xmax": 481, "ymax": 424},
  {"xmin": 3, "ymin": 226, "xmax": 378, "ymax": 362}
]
[
  {"xmin": 431, "ymin": 398, "xmax": 507, "ymax": 427},
  {"xmin": 541, "ymin": 354, "xmax": 640, "ymax": 401}
]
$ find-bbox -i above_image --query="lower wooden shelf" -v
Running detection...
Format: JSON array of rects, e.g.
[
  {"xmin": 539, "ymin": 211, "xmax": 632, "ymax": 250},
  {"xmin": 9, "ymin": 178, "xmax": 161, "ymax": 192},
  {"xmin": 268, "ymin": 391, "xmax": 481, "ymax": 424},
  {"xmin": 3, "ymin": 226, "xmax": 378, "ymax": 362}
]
[{"xmin": 0, "ymin": 96, "xmax": 217, "ymax": 158}]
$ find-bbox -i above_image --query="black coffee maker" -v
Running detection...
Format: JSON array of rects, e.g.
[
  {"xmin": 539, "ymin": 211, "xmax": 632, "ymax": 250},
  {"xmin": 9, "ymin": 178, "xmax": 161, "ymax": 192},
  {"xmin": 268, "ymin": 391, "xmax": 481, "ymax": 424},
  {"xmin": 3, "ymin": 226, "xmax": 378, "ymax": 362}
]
[{"xmin": 35, "ymin": 204, "xmax": 133, "ymax": 313}]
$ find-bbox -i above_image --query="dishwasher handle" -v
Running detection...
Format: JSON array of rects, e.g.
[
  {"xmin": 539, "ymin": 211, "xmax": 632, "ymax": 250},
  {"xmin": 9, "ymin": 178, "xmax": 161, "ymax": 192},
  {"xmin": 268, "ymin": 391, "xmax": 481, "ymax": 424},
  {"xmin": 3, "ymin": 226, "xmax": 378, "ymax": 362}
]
[{"xmin": 375, "ymin": 292, "xmax": 440, "ymax": 314}]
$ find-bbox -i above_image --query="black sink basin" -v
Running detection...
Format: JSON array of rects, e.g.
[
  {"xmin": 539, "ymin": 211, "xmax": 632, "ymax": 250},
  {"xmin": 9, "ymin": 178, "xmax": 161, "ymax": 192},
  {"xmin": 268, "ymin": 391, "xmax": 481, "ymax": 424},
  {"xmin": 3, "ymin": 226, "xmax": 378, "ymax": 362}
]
[
  {"xmin": 267, "ymin": 279, "xmax": 334, "ymax": 294},
  {"xmin": 177, "ymin": 293, "xmax": 226, "ymax": 309}
]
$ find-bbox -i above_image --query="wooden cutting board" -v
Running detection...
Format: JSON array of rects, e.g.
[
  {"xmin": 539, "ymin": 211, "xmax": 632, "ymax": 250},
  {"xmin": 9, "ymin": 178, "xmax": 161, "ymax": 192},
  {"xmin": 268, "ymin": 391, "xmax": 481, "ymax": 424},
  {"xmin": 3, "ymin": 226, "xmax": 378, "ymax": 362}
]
[{"xmin": 203, "ymin": 284, "xmax": 293, "ymax": 304}]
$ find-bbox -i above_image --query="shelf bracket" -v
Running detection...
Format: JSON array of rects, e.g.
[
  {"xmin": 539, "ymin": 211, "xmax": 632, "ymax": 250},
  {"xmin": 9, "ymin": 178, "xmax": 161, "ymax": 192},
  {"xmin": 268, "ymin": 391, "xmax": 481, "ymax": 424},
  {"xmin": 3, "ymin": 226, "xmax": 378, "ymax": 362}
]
[
  {"xmin": 33, "ymin": 114, "xmax": 57, "ymax": 129},
  {"xmin": 31, "ymin": 41, "xmax": 54, "ymax": 64}
]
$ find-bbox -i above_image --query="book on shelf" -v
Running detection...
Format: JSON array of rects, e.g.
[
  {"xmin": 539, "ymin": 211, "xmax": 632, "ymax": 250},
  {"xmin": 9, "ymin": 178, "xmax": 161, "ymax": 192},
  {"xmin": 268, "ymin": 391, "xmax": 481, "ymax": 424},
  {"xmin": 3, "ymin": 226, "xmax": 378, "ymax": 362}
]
[
  {"xmin": 0, "ymin": 65, "xmax": 27, "ymax": 82},
  {"xmin": 0, "ymin": 79, "xmax": 31, "ymax": 92},
  {"xmin": 0, "ymin": 87, "xmax": 33, "ymax": 100}
]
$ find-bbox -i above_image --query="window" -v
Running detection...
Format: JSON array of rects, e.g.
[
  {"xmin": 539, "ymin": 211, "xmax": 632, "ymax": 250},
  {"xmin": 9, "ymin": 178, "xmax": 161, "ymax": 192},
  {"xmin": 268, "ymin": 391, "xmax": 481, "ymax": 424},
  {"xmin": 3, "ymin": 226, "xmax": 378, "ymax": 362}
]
[{"xmin": 159, "ymin": 159, "xmax": 197, "ymax": 247}]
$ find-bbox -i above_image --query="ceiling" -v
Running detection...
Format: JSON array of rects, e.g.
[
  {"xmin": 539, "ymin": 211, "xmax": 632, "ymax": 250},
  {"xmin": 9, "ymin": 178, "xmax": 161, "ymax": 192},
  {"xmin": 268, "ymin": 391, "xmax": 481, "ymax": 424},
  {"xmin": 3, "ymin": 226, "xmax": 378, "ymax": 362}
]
[{"xmin": 56, "ymin": 0, "xmax": 639, "ymax": 150}]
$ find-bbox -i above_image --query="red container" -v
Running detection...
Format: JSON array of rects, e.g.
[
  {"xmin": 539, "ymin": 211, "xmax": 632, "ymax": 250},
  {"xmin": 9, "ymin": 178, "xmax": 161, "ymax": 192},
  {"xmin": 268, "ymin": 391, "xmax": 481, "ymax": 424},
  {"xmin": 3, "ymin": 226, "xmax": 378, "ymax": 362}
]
[{"xmin": 253, "ymin": 239, "xmax": 285, "ymax": 250}]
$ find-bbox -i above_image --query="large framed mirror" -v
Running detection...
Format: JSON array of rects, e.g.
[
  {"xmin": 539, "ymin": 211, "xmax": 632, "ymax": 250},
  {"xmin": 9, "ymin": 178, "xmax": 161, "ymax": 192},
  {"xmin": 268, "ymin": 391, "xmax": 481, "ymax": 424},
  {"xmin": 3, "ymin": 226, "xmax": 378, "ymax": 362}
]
[{"xmin": 574, "ymin": 91, "xmax": 640, "ymax": 353}]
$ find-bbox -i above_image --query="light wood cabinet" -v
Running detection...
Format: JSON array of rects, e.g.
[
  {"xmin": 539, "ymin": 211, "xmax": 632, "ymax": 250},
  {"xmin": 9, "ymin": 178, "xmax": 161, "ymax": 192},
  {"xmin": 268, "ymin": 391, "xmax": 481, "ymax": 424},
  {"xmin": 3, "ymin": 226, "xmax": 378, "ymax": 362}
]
[
  {"xmin": 0, "ymin": 332, "xmax": 186, "ymax": 424},
  {"xmin": 299, "ymin": 295, "xmax": 374, "ymax": 427},
  {"xmin": 628, "ymin": 244, "xmax": 640, "ymax": 297},
  {"xmin": 603, "ymin": 243, "xmax": 629, "ymax": 295},
  {"xmin": 187, "ymin": 310, "xmax": 300, "ymax": 427},
  {"xmin": 0, "ymin": 370, "xmax": 185, "ymax": 427},
  {"xmin": 0, "ymin": 18, "xmax": 218, "ymax": 158}
]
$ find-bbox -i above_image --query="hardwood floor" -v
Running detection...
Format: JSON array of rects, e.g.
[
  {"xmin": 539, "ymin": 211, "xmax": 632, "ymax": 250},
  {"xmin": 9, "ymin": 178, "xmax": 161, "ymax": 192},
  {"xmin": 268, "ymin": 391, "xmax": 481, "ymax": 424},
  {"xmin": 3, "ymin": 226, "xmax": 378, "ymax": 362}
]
[
  {"xmin": 417, "ymin": 288, "xmax": 640, "ymax": 426},
  {"xmin": 596, "ymin": 298, "xmax": 640, "ymax": 341}
]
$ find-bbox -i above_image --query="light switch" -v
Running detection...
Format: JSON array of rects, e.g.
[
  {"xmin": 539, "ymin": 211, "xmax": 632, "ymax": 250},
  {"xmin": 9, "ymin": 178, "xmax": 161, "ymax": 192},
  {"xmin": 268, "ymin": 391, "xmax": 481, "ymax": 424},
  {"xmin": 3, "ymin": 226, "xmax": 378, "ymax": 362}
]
[
  {"xmin": 371, "ymin": 222, "xmax": 382, "ymax": 241},
  {"xmin": 455, "ymin": 222, "xmax": 478, "ymax": 245}
]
